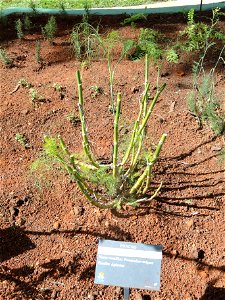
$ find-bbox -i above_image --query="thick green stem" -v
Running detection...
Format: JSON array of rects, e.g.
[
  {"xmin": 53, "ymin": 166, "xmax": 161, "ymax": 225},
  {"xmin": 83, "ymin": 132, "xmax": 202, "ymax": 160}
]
[
  {"xmin": 76, "ymin": 70, "xmax": 99, "ymax": 168},
  {"xmin": 129, "ymin": 133, "xmax": 167, "ymax": 194},
  {"xmin": 142, "ymin": 159, "xmax": 152, "ymax": 194},
  {"xmin": 120, "ymin": 83, "xmax": 150, "ymax": 168},
  {"xmin": 120, "ymin": 120, "xmax": 138, "ymax": 168},
  {"xmin": 143, "ymin": 54, "xmax": 149, "ymax": 117},
  {"xmin": 128, "ymin": 83, "xmax": 166, "ymax": 173},
  {"xmin": 136, "ymin": 83, "xmax": 166, "ymax": 138},
  {"xmin": 113, "ymin": 93, "xmax": 121, "ymax": 178}
]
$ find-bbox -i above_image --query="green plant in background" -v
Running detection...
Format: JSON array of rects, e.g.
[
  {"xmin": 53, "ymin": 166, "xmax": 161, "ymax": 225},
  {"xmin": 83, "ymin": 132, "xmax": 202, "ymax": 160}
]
[
  {"xmin": 15, "ymin": 18, "xmax": 24, "ymax": 39},
  {"xmin": 35, "ymin": 40, "xmax": 42, "ymax": 64},
  {"xmin": 28, "ymin": 0, "xmax": 37, "ymax": 14},
  {"xmin": 23, "ymin": 15, "xmax": 31, "ymax": 32},
  {"xmin": 43, "ymin": 56, "xmax": 167, "ymax": 209},
  {"xmin": 15, "ymin": 133, "xmax": 30, "ymax": 148},
  {"xmin": 131, "ymin": 28, "xmax": 162, "ymax": 61},
  {"xmin": 122, "ymin": 13, "xmax": 147, "ymax": 26},
  {"xmin": 102, "ymin": 30, "xmax": 134, "ymax": 113},
  {"xmin": 131, "ymin": 28, "xmax": 179, "ymax": 63},
  {"xmin": 180, "ymin": 8, "xmax": 225, "ymax": 52},
  {"xmin": 70, "ymin": 14, "xmax": 102, "ymax": 61},
  {"xmin": 0, "ymin": 48, "xmax": 12, "ymax": 66},
  {"xmin": 187, "ymin": 45, "xmax": 225, "ymax": 135},
  {"xmin": 58, "ymin": 0, "xmax": 66, "ymax": 13},
  {"xmin": 41, "ymin": 16, "xmax": 57, "ymax": 44}
]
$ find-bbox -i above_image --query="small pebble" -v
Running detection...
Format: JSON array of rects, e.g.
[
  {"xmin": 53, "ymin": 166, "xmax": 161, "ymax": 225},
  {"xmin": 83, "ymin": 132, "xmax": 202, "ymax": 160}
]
[{"xmin": 53, "ymin": 222, "xmax": 60, "ymax": 230}]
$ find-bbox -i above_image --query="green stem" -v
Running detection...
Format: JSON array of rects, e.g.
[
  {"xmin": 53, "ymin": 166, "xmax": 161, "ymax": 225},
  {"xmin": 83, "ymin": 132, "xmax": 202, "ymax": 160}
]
[
  {"xmin": 120, "ymin": 83, "xmax": 150, "ymax": 168},
  {"xmin": 143, "ymin": 54, "xmax": 149, "ymax": 117},
  {"xmin": 129, "ymin": 133, "xmax": 167, "ymax": 194},
  {"xmin": 113, "ymin": 93, "xmax": 121, "ymax": 178},
  {"xmin": 136, "ymin": 83, "xmax": 166, "ymax": 138},
  {"xmin": 76, "ymin": 70, "xmax": 99, "ymax": 168}
]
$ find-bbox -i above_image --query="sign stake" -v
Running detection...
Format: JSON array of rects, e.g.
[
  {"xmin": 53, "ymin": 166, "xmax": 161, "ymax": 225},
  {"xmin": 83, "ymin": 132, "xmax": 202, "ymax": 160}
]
[{"xmin": 124, "ymin": 287, "xmax": 130, "ymax": 300}]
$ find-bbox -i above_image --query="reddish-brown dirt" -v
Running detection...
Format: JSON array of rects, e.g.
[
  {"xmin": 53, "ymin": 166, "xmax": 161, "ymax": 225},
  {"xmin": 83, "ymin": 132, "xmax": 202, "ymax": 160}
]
[{"xmin": 0, "ymin": 12, "xmax": 225, "ymax": 300}]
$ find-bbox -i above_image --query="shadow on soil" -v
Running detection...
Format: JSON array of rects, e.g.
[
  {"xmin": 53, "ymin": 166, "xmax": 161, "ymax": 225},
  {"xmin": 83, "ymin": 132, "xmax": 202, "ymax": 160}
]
[
  {"xmin": 1, "ymin": 247, "xmax": 81, "ymax": 299},
  {"xmin": 0, "ymin": 226, "xmax": 36, "ymax": 262},
  {"xmin": 200, "ymin": 285, "xmax": 225, "ymax": 300},
  {"xmin": 1, "ymin": 226, "xmax": 225, "ymax": 299}
]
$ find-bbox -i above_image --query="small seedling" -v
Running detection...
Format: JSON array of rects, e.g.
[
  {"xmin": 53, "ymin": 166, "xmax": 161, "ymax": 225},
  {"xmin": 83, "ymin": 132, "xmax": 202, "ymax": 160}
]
[
  {"xmin": 10, "ymin": 78, "xmax": 32, "ymax": 95},
  {"xmin": 19, "ymin": 78, "xmax": 32, "ymax": 88},
  {"xmin": 35, "ymin": 40, "xmax": 42, "ymax": 64},
  {"xmin": 15, "ymin": 133, "xmax": 30, "ymax": 148},
  {"xmin": 24, "ymin": 15, "xmax": 31, "ymax": 32},
  {"xmin": 90, "ymin": 85, "xmax": 103, "ymax": 98},
  {"xmin": 80, "ymin": 60, "xmax": 89, "ymax": 71},
  {"xmin": 30, "ymin": 88, "xmax": 38, "ymax": 102},
  {"xmin": 66, "ymin": 113, "xmax": 81, "ymax": 126},
  {"xmin": 0, "ymin": 48, "xmax": 12, "ymax": 66},
  {"xmin": 53, "ymin": 83, "xmax": 62, "ymax": 92},
  {"xmin": 218, "ymin": 149, "xmax": 225, "ymax": 164},
  {"xmin": 15, "ymin": 19, "xmax": 24, "ymax": 39},
  {"xmin": 41, "ymin": 16, "xmax": 57, "ymax": 44},
  {"xmin": 29, "ymin": 88, "xmax": 45, "ymax": 105},
  {"xmin": 53, "ymin": 83, "xmax": 65, "ymax": 100}
]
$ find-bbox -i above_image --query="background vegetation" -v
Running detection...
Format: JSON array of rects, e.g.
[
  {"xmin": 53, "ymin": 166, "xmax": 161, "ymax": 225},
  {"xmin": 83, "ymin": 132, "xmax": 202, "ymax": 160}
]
[{"xmin": 1, "ymin": 0, "xmax": 169, "ymax": 10}]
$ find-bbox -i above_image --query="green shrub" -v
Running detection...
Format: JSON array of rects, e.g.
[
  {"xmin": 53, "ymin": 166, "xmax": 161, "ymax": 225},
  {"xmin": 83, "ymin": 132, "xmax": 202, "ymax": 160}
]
[
  {"xmin": 15, "ymin": 19, "xmax": 24, "ymax": 39},
  {"xmin": 24, "ymin": 15, "xmax": 32, "ymax": 32},
  {"xmin": 43, "ymin": 56, "xmax": 167, "ymax": 209},
  {"xmin": 187, "ymin": 45, "xmax": 225, "ymax": 135},
  {"xmin": 70, "ymin": 15, "xmax": 102, "ymax": 60},
  {"xmin": 180, "ymin": 8, "xmax": 225, "ymax": 52},
  {"xmin": 0, "ymin": 48, "xmax": 12, "ymax": 66},
  {"xmin": 41, "ymin": 16, "xmax": 57, "ymax": 44}
]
